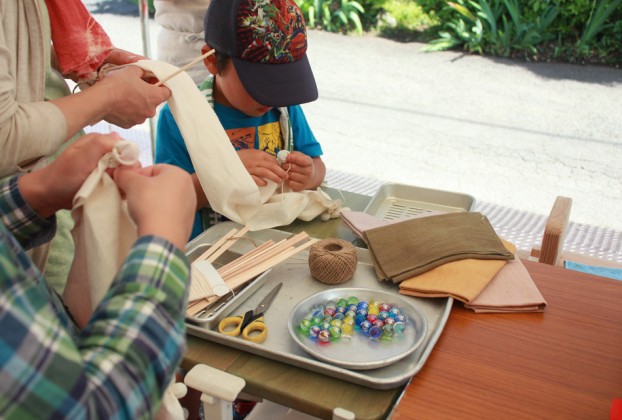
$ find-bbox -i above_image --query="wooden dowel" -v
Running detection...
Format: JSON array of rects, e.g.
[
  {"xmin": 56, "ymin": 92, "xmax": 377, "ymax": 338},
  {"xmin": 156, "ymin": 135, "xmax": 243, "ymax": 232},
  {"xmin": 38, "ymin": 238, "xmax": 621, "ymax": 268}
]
[
  {"xmin": 220, "ymin": 233, "xmax": 309, "ymax": 280},
  {"xmin": 189, "ymin": 265, "xmax": 214, "ymax": 301},
  {"xmin": 206, "ymin": 226, "xmax": 251, "ymax": 263},
  {"xmin": 193, "ymin": 228, "xmax": 239, "ymax": 263},
  {"xmin": 186, "ymin": 231, "xmax": 315, "ymax": 316},
  {"xmin": 223, "ymin": 239, "xmax": 317, "ymax": 291},
  {"xmin": 218, "ymin": 241, "xmax": 275, "ymax": 277},
  {"xmin": 220, "ymin": 238, "xmax": 287, "ymax": 277},
  {"xmin": 155, "ymin": 49, "xmax": 215, "ymax": 87},
  {"xmin": 190, "ymin": 226, "xmax": 244, "ymax": 301},
  {"xmin": 186, "ymin": 296, "xmax": 219, "ymax": 316}
]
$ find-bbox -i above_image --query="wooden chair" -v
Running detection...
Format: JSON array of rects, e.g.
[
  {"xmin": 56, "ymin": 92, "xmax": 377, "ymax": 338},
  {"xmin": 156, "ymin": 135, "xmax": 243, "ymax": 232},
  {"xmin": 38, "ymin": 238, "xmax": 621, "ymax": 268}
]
[
  {"xmin": 529, "ymin": 196, "xmax": 622, "ymax": 278},
  {"xmin": 530, "ymin": 196, "xmax": 573, "ymax": 266}
]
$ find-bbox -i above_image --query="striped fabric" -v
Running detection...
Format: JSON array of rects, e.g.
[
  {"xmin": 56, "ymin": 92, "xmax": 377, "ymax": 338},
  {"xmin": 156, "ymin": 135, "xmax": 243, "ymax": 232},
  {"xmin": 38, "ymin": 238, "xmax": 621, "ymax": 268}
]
[{"xmin": 0, "ymin": 176, "xmax": 191, "ymax": 419}]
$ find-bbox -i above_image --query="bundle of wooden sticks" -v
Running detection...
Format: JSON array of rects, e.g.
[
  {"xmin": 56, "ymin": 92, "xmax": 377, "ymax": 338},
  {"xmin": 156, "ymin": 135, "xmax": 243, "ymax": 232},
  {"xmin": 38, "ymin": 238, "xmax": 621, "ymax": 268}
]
[{"xmin": 186, "ymin": 226, "xmax": 317, "ymax": 316}]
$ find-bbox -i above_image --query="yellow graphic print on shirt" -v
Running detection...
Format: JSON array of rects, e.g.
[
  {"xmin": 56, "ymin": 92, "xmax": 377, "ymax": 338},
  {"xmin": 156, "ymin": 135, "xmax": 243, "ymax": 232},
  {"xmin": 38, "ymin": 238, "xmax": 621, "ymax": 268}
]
[
  {"xmin": 258, "ymin": 121, "xmax": 284, "ymax": 156},
  {"xmin": 225, "ymin": 121, "xmax": 283, "ymax": 156}
]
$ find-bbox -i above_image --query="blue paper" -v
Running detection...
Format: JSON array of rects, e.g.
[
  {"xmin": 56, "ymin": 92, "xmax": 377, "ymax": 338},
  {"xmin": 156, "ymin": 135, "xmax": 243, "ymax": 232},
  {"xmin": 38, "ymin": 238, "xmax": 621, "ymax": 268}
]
[{"xmin": 564, "ymin": 260, "xmax": 622, "ymax": 281}]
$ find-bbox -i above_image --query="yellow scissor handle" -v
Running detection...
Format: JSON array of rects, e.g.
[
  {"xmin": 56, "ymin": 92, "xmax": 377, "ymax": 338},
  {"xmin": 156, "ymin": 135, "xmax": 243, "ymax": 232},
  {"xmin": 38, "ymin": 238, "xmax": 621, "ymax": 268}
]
[
  {"xmin": 218, "ymin": 315, "xmax": 245, "ymax": 336},
  {"xmin": 241, "ymin": 316, "xmax": 267, "ymax": 343}
]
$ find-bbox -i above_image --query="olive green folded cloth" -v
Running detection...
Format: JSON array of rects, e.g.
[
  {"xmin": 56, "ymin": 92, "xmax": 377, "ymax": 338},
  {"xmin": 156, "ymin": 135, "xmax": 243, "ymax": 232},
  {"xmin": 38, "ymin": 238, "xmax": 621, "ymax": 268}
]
[{"xmin": 363, "ymin": 212, "xmax": 514, "ymax": 283}]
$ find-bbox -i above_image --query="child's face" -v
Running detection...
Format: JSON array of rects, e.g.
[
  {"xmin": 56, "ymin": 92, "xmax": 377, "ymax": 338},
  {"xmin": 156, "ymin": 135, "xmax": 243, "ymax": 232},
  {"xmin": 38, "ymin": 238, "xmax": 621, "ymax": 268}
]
[{"xmin": 214, "ymin": 60, "xmax": 273, "ymax": 117}]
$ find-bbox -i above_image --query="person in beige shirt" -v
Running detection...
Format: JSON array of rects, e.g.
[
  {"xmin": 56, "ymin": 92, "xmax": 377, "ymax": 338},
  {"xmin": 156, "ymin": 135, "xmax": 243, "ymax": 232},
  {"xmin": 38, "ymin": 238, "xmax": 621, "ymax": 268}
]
[
  {"xmin": 0, "ymin": 0, "xmax": 171, "ymax": 290},
  {"xmin": 154, "ymin": 0, "xmax": 212, "ymax": 85}
]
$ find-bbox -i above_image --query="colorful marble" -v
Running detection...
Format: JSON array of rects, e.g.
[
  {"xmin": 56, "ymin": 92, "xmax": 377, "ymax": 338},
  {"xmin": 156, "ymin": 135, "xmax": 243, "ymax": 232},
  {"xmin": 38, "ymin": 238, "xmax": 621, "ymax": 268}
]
[
  {"xmin": 300, "ymin": 296, "xmax": 409, "ymax": 345},
  {"xmin": 368, "ymin": 325, "xmax": 383, "ymax": 340},
  {"xmin": 299, "ymin": 319, "xmax": 312, "ymax": 333}
]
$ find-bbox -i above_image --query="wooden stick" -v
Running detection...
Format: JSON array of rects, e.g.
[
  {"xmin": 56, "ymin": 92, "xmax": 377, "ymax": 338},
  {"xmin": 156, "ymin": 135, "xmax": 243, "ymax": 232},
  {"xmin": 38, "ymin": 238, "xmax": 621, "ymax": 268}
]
[
  {"xmin": 217, "ymin": 240, "xmax": 275, "ymax": 277},
  {"xmin": 190, "ymin": 226, "xmax": 243, "ymax": 301},
  {"xmin": 186, "ymin": 296, "xmax": 219, "ymax": 317},
  {"xmin": 155, "ymin": 49, "xmax": 215, "ymax": 87},
  {"xmin": 223, "ymin": 238, "xmax": 317, "ymax": 291},
  {"xmin": 186, "ymin": 231, "xmax": 315, "ymax": 316},
  {"xmin": 206, "ymin": 226, "xmax": 251, "ymax": 263},
  {"xmin": 220, "ymin": 238, "xmax": 287, "ymax": 276},
  {"xmin": 192, "ymin": 228, "xmax": 239, "ymax": 263},
  {"xmin": 189, "ymin": 265, "xmax": 215, "ymax": 301},
  {"xmin": 219, "ymin": 233, "xmax": 308, "ymax": 280}
]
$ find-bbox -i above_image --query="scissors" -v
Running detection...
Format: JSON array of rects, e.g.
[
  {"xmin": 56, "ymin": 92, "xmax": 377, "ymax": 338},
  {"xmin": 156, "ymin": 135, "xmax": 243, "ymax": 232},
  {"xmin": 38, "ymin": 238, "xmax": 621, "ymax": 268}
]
[{"xmin": 217, "ymin": 283, "xmax": 282, "ymax": 343}]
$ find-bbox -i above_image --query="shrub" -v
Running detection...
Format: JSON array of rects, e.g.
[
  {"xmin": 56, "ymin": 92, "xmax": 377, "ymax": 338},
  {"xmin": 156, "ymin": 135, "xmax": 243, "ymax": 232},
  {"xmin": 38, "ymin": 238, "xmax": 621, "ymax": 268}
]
[
  {"xmin": 296, "ymin": 0, "xmax": 366, "ymax": 34},
  {"xmin": 421, "ymin": 0, "xmax": 622, "ymax": 64}
]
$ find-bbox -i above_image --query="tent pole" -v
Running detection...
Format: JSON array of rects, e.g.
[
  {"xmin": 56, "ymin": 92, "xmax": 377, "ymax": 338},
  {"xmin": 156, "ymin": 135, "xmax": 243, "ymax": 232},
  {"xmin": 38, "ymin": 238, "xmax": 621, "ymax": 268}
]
[{"xmin": 138, "ymin": 0, "xmax": 156, "ymax": 160}]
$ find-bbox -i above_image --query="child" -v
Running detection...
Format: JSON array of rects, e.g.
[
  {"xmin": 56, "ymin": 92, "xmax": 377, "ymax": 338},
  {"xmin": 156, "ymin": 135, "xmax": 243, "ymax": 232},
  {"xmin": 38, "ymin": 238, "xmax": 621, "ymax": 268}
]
[{"xmin": 155, "ymin": 0, "xmax": 326, "ymax": 240}]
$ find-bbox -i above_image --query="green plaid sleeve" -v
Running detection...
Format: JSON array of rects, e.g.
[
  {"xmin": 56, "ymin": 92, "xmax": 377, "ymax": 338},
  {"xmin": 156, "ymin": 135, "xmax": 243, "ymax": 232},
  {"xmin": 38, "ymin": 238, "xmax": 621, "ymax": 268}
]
[
  {"xmin": 0, "ymin": 229, "xmax": 191, "ymax": 418},
  {"xmin": 79, "ymin": 235, "xmax": 191, "ymax": 417},
  {"xmin": 0, "ymin": 176, "xmax": 55, "ymax": 248}
]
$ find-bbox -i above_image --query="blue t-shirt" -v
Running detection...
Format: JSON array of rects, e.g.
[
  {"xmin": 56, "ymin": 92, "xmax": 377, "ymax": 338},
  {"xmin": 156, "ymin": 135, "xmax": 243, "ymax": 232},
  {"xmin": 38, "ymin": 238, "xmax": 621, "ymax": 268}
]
[{"xmin": 155, "ymin": 101, "xmax": 322, "ymax": 239}]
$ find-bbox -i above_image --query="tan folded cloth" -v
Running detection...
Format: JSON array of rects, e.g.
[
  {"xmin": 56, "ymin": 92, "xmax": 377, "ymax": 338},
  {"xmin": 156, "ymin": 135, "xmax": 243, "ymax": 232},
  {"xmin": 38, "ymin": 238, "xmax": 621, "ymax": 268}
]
[
  {"xmin": 465, "ymin": 256, "xmax": 547, "ymax": 313},
  {"xmin": 399, "ymin": 241, "xmax": 516, "ymax": 302},
  {"xmin": 364, "ymin": 212, "xmax": 513, "ymax": 282},
  {"xmin": 399, "ymin": 257, "xmax": 507, "ymax": 303},
  {"xmin": 399, "ymin": 241, "xmax": 547, "ymax": 313}
]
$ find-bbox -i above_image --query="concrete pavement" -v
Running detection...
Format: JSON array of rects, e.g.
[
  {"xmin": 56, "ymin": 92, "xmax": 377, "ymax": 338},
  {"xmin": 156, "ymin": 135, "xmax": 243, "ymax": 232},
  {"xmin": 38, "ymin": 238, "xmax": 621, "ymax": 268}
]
[
  {"xmin": 87, "ymin": 3, "xmax": 622, "ymax": 234},
  {"xmin": 304, "ymin": 31, "xmax": 622, "ymax": 232}
]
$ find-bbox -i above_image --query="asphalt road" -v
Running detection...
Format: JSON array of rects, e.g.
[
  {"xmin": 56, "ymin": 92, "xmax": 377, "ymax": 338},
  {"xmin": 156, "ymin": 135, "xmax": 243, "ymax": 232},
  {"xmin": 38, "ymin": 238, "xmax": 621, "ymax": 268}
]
[{"xmin": 86, "ymin": 1, "xmax": 622, "ymax": 231}]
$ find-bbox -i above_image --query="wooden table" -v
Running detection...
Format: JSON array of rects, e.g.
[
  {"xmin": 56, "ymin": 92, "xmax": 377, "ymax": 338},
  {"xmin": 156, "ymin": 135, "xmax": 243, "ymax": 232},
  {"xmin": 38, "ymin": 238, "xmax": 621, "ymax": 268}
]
[
  {"xmin": 392, "ymin": 260, "xmax": 622, "ymax": 419},
  {"xmin": 183, "ymin": 190, "xmax": 622, "ymax": 419}
]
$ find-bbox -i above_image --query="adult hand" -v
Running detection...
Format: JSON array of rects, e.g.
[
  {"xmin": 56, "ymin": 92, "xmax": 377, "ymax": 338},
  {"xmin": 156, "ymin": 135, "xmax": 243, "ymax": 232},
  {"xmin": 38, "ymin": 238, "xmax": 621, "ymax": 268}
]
[
  {"xmin": 18, "ymin": 132, "xmax": 121, "ymax": 218},
  {"xmin": 237, "ymin": 149, "xmax": 288, "ymax": 187},
  {"xmin": 97, "ymin": 65, "xmax": 171, "ymax": 128},
  {"xmin": 103, "ymin": 48, "xmax": 145, "ymax": 66},
  {"xmin": 113, "ymin": 164, "xmax": 196, "ymax": 250},
  {"xmin": 62, "ymin": 49, "xmax": 145, "ymax": 82}
]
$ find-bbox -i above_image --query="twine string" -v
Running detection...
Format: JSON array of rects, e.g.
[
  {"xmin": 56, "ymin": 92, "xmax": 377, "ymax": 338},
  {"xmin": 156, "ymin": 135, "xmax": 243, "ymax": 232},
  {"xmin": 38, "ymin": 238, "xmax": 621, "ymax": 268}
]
[{"xmin": 308, "ymin": 238, "xmax": 357, "ymax": 284}]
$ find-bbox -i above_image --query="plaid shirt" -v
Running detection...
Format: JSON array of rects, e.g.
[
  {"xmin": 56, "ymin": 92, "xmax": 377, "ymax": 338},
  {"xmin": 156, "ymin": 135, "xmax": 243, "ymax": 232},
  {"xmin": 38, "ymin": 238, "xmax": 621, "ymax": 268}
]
[{"xmin": 0, "ymin": 176, "xmax": 190, "ymax": 419}]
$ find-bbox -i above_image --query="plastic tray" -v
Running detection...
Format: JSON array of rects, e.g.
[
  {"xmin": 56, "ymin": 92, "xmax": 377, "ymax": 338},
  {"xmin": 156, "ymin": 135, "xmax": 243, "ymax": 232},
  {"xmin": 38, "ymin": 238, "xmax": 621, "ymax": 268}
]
[
  {"xmin": 364, "ymin": 183, "xmax": 475, "ymax": 220},
  {"xmin": 186, "ymin": 222, "xmax": 453, "ymax": 390}
]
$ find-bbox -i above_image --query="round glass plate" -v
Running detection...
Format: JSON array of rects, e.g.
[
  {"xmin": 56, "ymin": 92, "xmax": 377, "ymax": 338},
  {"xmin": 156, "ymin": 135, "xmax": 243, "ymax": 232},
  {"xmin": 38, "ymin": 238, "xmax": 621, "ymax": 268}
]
[{"xmin": 288, "ymin": 288, "xmax": 428, "ymax": 370}]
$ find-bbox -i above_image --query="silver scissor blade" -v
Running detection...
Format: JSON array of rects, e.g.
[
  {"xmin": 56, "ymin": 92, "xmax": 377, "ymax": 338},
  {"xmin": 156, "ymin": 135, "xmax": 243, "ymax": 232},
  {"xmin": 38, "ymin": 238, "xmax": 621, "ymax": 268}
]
[{"xmin": 254, "ymin": 282, "xmax": 283, "ymax": 314}]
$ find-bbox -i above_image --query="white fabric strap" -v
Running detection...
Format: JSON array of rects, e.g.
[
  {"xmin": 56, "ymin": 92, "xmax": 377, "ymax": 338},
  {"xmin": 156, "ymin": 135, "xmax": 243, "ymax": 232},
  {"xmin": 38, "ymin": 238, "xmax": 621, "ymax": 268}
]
[{"xmin": 136, "ymin": 60, "xmax": 342, "ymax": 231}]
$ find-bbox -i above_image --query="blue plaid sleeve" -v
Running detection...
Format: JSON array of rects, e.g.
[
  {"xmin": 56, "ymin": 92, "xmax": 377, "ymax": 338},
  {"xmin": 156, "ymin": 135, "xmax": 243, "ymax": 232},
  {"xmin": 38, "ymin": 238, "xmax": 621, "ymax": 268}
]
[
  {"xmin": 0, "ymin": 219, "xmax": 190, "ymax": 419},
  {"xmin": 0, "ymin": 176, "xmax": 55, "ymax": 249}
]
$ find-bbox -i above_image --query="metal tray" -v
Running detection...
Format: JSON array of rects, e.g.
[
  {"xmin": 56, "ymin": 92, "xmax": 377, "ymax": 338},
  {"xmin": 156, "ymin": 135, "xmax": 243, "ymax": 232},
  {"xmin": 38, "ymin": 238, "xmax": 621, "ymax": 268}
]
[
  {"xmin": 364, "ymin": 183, "xmax": 475, "ymax": 220},
  {"xmin": 185, "ymin": 244, "xmax": 271, "ymax": 328},
  {"xmin": 288, "ymin": 288, "xmax": 429, "ymax": 370},
  {"xmin": 186, "ymin": 222, "xmax": 453, "ymax": 390}
]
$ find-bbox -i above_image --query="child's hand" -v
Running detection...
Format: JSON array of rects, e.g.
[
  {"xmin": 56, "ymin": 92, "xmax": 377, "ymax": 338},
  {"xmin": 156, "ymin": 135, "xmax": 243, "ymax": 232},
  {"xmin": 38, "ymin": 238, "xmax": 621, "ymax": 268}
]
[
  {"xmin": 237, "ymin": 149, "xmax": 288, "ymax": 186},
  {"xmin": 282, "ymin": 151, "xmax": 320, "ymax": 191}
]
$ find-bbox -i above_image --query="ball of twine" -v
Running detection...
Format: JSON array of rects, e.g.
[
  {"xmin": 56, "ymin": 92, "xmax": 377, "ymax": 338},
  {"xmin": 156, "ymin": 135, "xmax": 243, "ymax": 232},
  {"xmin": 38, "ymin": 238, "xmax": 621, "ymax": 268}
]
[{"xmin": 308, "ymin": 238, "xmax": 357, "ymax": 285}]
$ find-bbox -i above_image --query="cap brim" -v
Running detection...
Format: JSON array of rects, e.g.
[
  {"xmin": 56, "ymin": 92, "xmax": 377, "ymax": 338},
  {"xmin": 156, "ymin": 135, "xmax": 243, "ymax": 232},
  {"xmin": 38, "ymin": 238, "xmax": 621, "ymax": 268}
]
[{"xmin": 232, "ymin": 55, "xmax": 318, "ymax": 108}]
